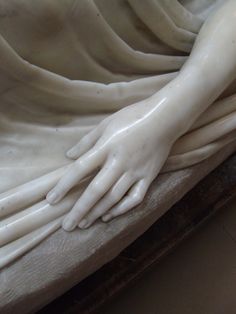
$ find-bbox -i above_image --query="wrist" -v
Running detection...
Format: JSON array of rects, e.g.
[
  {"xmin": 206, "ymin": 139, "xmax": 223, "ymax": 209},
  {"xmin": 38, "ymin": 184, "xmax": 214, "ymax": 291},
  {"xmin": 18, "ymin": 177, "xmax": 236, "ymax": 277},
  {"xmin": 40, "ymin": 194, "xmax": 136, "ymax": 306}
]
[{"xmin": 147, "ymin": 70, "xmax": 209, "ymax": 136}]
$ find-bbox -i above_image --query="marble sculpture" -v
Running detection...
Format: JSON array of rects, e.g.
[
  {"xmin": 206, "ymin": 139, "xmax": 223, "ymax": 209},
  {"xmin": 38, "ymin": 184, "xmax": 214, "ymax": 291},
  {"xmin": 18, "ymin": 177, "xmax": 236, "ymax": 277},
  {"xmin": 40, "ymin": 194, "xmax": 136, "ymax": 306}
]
[{"xmin": 0, "ymin": 0, "xmax": 236, "ymax": 269}]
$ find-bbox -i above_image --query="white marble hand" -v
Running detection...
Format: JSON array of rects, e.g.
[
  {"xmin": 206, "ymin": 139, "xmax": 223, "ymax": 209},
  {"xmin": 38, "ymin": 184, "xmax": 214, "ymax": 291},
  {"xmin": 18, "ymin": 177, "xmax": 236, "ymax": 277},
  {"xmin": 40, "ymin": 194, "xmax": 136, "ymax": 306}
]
[
  {"xmin": 46, "ymin": 100, "xmax": 176, "ymax": 231},
  {"xmin": 46, "ymin": 0, "xmax": 236, "ymax": 232}
]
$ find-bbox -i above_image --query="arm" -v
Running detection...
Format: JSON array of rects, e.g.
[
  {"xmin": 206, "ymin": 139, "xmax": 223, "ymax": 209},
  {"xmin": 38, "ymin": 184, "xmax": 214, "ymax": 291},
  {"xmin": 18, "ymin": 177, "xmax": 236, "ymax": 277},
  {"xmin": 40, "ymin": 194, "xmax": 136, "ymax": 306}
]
[
  {"xmin": 148, "ymin": 0, "xmax": 236, "ymax": 138},
  {"xmin": 47, "ymin": 0, "xmax": 236, "ymax": 231}
]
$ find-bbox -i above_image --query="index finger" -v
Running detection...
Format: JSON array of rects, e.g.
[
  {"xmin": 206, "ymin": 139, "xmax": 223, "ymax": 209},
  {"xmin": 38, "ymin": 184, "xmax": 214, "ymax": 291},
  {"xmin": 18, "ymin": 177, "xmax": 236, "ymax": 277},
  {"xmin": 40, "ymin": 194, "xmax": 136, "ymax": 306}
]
[
  {"xmin": 62, "ymin": 157, "xmax": 123, "ymax": 231},
  {"xmin": 46, "ymin": 148, "xmax": 104, "ymax": 204}
]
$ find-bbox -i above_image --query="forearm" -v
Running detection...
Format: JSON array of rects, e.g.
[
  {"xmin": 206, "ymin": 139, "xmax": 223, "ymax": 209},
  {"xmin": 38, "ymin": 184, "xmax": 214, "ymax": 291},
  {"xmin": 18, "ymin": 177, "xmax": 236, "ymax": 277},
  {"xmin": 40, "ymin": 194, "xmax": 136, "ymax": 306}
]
[{"xmin": 148, "ymin": 0, "xmax": 236, "ymax": 138}]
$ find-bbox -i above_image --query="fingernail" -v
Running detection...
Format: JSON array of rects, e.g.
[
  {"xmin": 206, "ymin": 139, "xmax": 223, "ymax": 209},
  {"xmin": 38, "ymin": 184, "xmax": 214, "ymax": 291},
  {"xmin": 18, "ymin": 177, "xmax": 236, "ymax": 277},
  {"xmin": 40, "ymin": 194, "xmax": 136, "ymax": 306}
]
[
  {"xmin": 78, "ymin": 219, "xmax": 88, "ymax": 229},
  {"xmin": 102, "ymin": 214, "xmax": 111, "ymax": 222},
  {"xmin": 62, "ymin": 218, "xmax": 77, "ymax": 231},
  {"xmin": 46, "ymin": 190, "xmax": 59, "ymax": 204},
  {"xmin": 66, "ymin": 149, "xmax": 76, "ymax": 159}
]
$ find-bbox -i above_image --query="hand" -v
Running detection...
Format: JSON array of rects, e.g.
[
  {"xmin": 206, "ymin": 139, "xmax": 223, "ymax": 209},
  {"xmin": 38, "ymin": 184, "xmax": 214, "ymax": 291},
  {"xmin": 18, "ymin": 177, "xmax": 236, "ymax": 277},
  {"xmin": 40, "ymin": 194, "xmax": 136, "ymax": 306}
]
[{"xmin": 46, "ymin": 100, "xmax": 176, "ymax": 231}]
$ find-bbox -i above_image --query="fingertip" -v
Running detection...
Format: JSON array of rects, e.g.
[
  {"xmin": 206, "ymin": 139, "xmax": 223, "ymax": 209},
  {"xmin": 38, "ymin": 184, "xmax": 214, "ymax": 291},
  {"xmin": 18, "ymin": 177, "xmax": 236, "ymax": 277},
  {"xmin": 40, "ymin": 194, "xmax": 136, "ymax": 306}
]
[
  {"xmin": 62, "ymin": 217, "xmax": 77, "ymax": 231},
  {"xmin": 78, "ymin": 219, "xmax": 89, "ymax": 229},
  {"xmin": 102, "ymin": 214, "xmax": 112, "ymax": 222},
  {"xmin": 66, "ymin": 149, "xmax": 77, "ymax": 159},
  {"xmin": 46, "ymin": 190, "xmax": 60, "ymax": 204}
]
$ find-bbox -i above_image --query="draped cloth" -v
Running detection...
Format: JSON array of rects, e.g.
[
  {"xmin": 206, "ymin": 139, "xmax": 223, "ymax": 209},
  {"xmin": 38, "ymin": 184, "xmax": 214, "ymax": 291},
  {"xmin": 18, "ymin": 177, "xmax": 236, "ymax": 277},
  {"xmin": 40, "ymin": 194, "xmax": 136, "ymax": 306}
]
[{"xmin": 0, "ymin": 0, "xmax": 236, "ymax": 268}]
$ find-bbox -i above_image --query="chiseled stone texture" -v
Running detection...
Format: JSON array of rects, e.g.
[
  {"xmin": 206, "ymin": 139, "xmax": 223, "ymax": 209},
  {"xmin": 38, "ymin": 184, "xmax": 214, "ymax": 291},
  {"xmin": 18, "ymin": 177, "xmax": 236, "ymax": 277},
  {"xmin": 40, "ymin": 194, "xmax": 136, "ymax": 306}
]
[{"xmin": 0, "ymin": 143, "xmax": 236, "ymax": 314}]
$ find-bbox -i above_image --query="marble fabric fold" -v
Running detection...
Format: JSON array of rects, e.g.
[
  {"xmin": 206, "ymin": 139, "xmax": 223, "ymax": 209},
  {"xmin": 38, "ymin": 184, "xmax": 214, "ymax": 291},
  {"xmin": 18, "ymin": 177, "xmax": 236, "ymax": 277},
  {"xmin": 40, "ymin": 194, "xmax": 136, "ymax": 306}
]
[
  {"xmin": 0, "ymin": 0, "xmax": 235, "ymax": 268},
  {"xmin": 1, "ymin": 144, "xmax": 235, "ymax": 313}
]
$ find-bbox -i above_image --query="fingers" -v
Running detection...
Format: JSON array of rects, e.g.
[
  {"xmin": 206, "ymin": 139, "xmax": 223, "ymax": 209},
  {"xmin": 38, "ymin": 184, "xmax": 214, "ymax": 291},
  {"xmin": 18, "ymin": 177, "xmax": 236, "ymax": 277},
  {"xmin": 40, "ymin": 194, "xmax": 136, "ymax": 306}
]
[
  {"xmin": 46, "ymin": 148, "xmax": 104, "ymax": 204},
  {"xmin": 78, "ymin": 173, "xmax": 134, "ymax": 229},
  {"xmin": 66, "ymin": 127, "xmax": 102, "ymax": 160},
  {"xmin": 102, "ymin": 179, "xmax": 150, "ymax": 222},
  {"xmin": 62, "ymin": 157, "xmax": 123, "ymax": 231}
]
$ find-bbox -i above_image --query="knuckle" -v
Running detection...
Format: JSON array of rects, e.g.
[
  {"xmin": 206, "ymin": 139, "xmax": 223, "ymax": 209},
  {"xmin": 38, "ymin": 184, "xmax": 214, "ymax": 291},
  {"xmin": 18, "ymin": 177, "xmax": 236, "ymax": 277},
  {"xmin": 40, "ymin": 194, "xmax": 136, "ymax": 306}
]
[
  {"xmin": 74, "ymin": 158, "xmax": 87, "ymax": 169},
  {"xmin": 74, "ymin": 159, "xmax": 82, "ymax": 168}
]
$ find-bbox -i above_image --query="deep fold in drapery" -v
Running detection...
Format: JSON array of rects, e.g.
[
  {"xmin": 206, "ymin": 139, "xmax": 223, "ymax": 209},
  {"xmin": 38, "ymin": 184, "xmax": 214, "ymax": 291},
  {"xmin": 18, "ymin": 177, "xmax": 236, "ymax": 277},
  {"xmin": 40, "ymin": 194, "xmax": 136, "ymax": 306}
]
[{"xmin": 0, "ymin": 0, "xmax": 235, "ymax": 269}]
